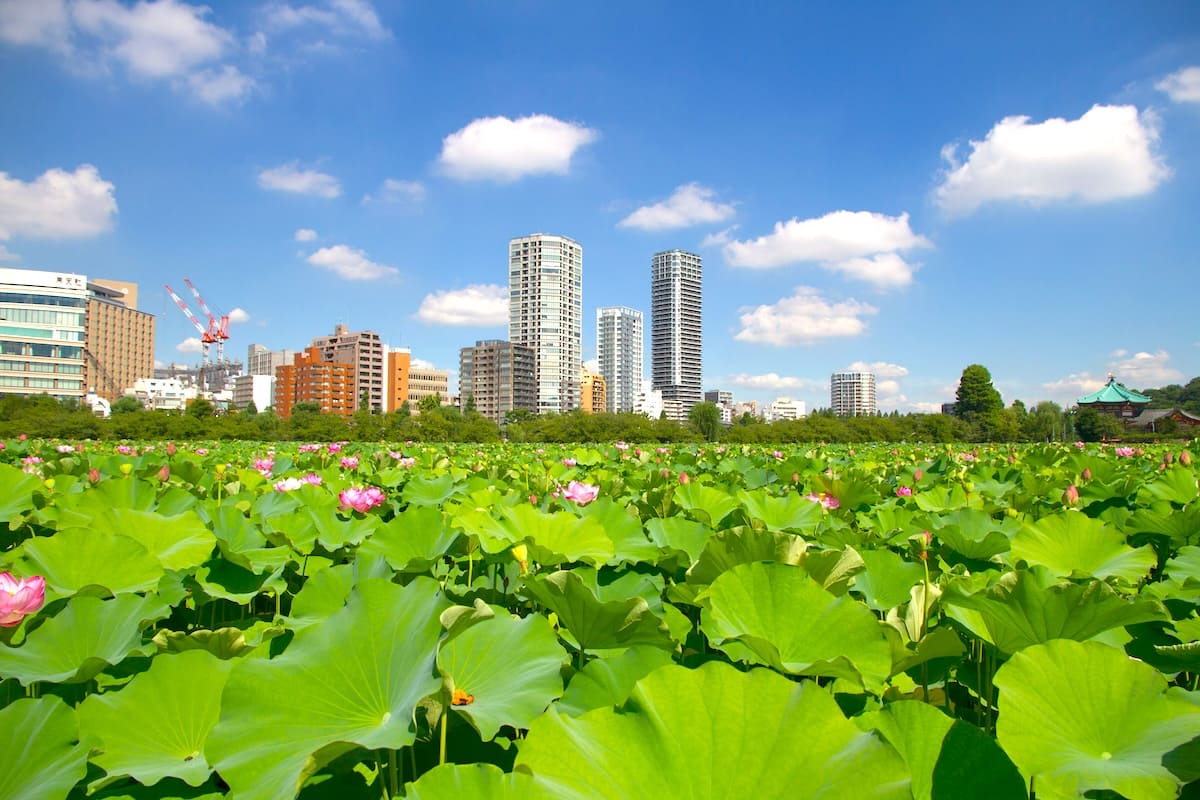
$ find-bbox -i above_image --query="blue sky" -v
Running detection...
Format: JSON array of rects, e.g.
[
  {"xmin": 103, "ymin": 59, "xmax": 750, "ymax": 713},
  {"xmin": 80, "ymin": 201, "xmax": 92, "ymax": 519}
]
[{"xmin": 2, "ymin": 0, "xmax": 1198, "ymax": 413}]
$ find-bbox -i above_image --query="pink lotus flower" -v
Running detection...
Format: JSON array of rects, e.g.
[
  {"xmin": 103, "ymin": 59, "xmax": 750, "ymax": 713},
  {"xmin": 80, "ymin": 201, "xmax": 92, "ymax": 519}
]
[
  {"xmin": 773, "ymin": 450, "xmax": 784, "ymax": 460},
  {"xmin": 1063, "ymin": 485, "xmax": 1080, "ymax": 506},
  {"xmin": 529, "ymin": 494, "xmax": 538, "ymax": 505},
  {"xmin": 398, "ymin": 457, "xmax": 415, "ymax": 468},
  {"xmin": 327, "ymin": 443, "xmax": 343, "ymax": 454},
  {"xmin": 562, "ymin": 458, "xmax": 577, "ymax": 467},
  {"xmin": 254, "ymin": 458, "xmax": 274, "ymax": 476},
  {"xmin": 1181, "ymin": 451, "xmax": 1192, "ymax": 466},
  {"xmin": 389, "ymin": 450, "xmax": 403, "ymax": 459},
  {"xmin": 56, "ymin": 444, "xmax": 74, "ymax": 454},
  {"xmin": 340, "ymin": 456, "xmax": 359, "ymax": 470},
  {"xmin": 117, "ymin": 445, "xmax": 134, "ymax": 455},
  {"xmin": 302, "ymin": 472, "xmax": 323, "ymax": 485},
  {"xmin": 1114, "ymin": 447, "xmax": 1135, "ymax": 457},
  {"xmin": 805, "ymin": 493, "xmax": 840, "ymax": 510},
  {"xmin": 614, "ymin": 441, "xmax": 629, "ymax": 451},
  {"xmin": 1074, "ymin": 441, "xmax": 1086, "ymax": 449},
  {"xmin": 562, "ymin": 481, "xmax": 599, "ymax": 505},
  {"xmin": 0, "ymin": 573, "xmax": 45, "ymax": 627},
  {"xmin": 299, "ymin": 443, "xmax": 322, "ymax": 453},
  {"xmin": 274, "ymin": 477, "xmax": 304, "ymax": 492},
  {"xmin": 338, "ymin": 486, "xmax": 386, "ymax": 513},
  {"xmin": 88, "ymin": 468, "xmax": 100, "ymax": 483},
  {"xmin": 195, "ymin": 448, "xmax": 208, "ymax": 456},
  {"xmin": 896, "ymin": 485, "xmax": 912, "ymax": 497}
]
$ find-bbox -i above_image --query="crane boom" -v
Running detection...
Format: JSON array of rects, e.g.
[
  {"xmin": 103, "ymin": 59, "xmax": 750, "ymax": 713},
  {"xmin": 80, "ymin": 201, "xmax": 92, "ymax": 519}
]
[
  {"xmin": 164, "ymin": 284, "xmax": 214, "ymax": 340},
  {"xmin": 182, "ymin": 278, "xmax": 227, "ymax": 340}
]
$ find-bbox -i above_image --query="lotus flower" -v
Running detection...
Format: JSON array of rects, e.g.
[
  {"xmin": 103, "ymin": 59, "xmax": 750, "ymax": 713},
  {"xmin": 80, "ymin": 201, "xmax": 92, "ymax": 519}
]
[
  {"xmin": 254, "ymin": 458, "xmax": 274, "ymax": 476},
  {"xmin": 274, "ymin": 477, "xmax": 304, "ymax": 492},
  {"xmin": 339, "ymin": 486, "xmax": 386, "ymax": 513},
  {"xmin": 327, "ymin": 443, "xmax": 343, "ymax": 454},
  {"xmin": 679, "ymin": 472, "xmax": 690, "ymax": 485},
  {"xmin": 896, "ymin": 485, "xmax": 912, "ymax": 497},
  {"xmin": 1063, "ymin": 484, "xmax": 1080, "ymax": 506},
  {"xmin": 562, "ymin": 458, "xmax": 577, "ymax": 467},
  {"xmin": 805, "ymin": 492, "xmax": 840, "ymax": 510},
  {"xmin": 0, "ymin": 573, "xmax": 45, "ymax": 627},
  {"xmin": 1114, "ymin": 447, "xmax": 1135, "ymax": 457},
  {"xmin": 562, "ymin": 481, "xmax": 599, "ymax": 505},
  {"xmin": 303, "ymin": 472, "xmax": 323, "ymax": 485},
  {"xmin": 340, "ymin": 456, "xmax": 359, "ymax": 470},
  {"xmin": 56, "ymin": 444, "xmax": 74, "ymax": 454},
  {"xmin": 157, "ymin": 465, "xmax": 170, "ymax": 482}
]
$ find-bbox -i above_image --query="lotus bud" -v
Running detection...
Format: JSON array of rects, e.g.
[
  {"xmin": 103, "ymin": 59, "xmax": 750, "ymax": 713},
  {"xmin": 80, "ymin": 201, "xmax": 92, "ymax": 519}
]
[
  {"xmin": 1081, "ymin": 467, "xmax": 1092, "ymax": 482},
  {"xmin": 157, "ymin": 465, "xmax": 170, "ymax": 482},
  {"xmin": 679, "ymin": 472, "xmax": 690, "ymax": 485},
  {"xmin": 88, "ymin": 468, "xmax": 100, "ymax": 483},
  {"xmin": 1062, "ymin": 485, "xmax": 1080, "ymax": 506},
  {"xmin": 1164, "ymin": 452, "xmax": 1174, "ymax": 465},
  {"xmin": 119, "ymin": 463, "xmax": 132, "ymax": 476},
  {"xmin": 166, "ymin": 442, "xmax": 176, "ymax": 456},
  {"xmin": 214, "ymin": 463, "xmax": 226, "ymax": 475},
  {"xmin": 792, "ymin": 472, "xmax": 800, "ymax": 484},
  {"xmin": 914, "ymin": 469, "xmax": 923, "ymax": 481},
  {"xmin": 529, "ymin": 494, "xmax": 538, "ymax": 505},
  {"xmin": 1180, "ymin": 451, "xmax": 1192, "ymax": 466},
  {"xmin": 512, "ymin": 543, "xmax": 529, "ymax": 574}
]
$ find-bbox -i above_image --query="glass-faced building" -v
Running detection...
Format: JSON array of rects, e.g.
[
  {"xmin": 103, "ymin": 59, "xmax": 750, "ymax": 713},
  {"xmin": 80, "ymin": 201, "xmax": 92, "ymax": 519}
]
[{"xmin": 0, "ymin": 268, "xmax": 88, "ymax": 402}]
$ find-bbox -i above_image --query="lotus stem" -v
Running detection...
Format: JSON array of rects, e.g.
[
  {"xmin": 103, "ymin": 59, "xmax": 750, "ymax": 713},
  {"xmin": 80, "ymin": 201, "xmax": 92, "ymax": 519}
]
[
  {"xmin": 388, "ymin": 748, "xmax": 398, "ymax": 798},
  {"xmin": 439, "ymin": 703, "xmax": 448, "ymax": 766}
]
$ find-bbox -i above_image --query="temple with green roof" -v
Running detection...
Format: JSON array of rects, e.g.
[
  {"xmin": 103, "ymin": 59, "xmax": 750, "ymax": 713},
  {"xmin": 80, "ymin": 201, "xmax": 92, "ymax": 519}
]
[{"xmin": 1077, "ymin": 375, "xmax": 1152, "ymax": 420}]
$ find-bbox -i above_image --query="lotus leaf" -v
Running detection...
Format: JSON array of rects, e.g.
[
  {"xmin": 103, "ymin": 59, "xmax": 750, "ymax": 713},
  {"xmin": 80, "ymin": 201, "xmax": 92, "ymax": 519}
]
[
  {"xmin": 1011, "ymin": 512, "xmax": 1156, "ymax": 582},
  {"xmin": 557, "ymin": 645, "xmax": 674, "ymax": 717},
  {"xmin": 16, "ymin": 527, "xmax": 164, "ymax": 596},
  {"xmin": 403, "ymin": 763, "xmax": 542, "ymax": 800},
  {"xmin": 522, "ymin": 570, "xmax": 673, "ymax": 653},
  {"xmin": 0, "ymin": 697, "xmax": 89, "ymax": 800}
]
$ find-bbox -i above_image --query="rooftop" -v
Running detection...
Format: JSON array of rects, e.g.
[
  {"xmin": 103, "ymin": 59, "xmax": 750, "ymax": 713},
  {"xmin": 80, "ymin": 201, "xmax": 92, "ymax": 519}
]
[{"xmin": 1077, "ymin": 376, "xmax": 1151, "ymax": 405}]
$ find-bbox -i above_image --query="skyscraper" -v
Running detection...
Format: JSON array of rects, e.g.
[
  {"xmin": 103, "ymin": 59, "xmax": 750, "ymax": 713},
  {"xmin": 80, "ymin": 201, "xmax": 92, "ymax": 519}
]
[
  {"xmin": 831, "ymin": 371, "xmax": 877, "ymax": 416},
  {"xmin": 509, "ymin": 234, "xmax": 583, "ymax": 414},
  {"xmin": 596, "ymin": 306, "xmax": 643, "ymax": 413},
  {"xmin": 650, "ymin": 249, "xmax": 702, "ymax": 413},
  {"xmin": 458, "ymin": 339, "xmax": 536, "ymax": 425}
]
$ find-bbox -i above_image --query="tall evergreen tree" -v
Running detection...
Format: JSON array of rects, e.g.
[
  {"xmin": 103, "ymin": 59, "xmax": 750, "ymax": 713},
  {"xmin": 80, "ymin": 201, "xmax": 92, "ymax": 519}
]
[{"xmin": 955, "ymin": 364, "xmax": 1003, "ymax": 417}]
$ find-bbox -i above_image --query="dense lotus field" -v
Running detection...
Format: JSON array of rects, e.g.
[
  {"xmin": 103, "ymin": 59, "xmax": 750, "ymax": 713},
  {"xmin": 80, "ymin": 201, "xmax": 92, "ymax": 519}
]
[{"xmin": 1, "ymin": 437, "xmax": 1198, "ymax": 800}]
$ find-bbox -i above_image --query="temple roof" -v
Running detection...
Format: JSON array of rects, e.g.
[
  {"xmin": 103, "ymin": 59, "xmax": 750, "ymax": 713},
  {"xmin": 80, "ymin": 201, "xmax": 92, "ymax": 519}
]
[{"xmin": 1077, "ymin": 376, "xmax": 1152, "ymax": 405}]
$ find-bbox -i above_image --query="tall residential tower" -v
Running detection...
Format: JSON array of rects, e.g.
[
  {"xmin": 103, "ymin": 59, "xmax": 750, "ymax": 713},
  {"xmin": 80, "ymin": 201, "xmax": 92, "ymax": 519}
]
[
  {"xmin": 508, "ymin": 234, "xmax": 583, "ymax": 414},
  {"xmin": 650, "ymin": 250, "xmax": 702, "ymax": 416},
  {"xmin": 596, "ymin": 306, "xmax": 643, "ymax": 414},
  {"xmin": 831, "ymin": 371, "xmax": 876, "ymax": 416}
]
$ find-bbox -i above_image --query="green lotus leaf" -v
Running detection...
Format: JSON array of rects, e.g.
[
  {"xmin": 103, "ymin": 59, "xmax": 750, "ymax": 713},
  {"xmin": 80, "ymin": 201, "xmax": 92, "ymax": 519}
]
[
  {"xmin": 78, "ymin": 650, "xmax": 233, "ymax": 787},
  {"xmin": 1124, "ymin": 505, "xmax": 1200, "ymax": 546},
  {"xmin": 437, "ymin": 611, "xmax": 567, "ymax": 740},
  {"xmin": 1011, "ymin": 512, "xmax": 1156, "ymax": 582},
  {"xmin": 995, "ymin": 639, "xmax": 1200, "ymax": 800},
  {"xmin": 674, "ymin": 481, "xmax": 740, "ymax": 526},
  {"xmin": 0, "ymin": 464, "xmax": 45, "ymax": 526},
  {"xmin": 210, "ymin": 504, "xmax": 293, "ymax": 573},
  {"xmin": 0, "ymin": 594, "xmax": 168, "ymax": 684},
  {"xmin": 152, "ymin": 623, "xmax": 283, "ymax": 659},
  {"xmin": 16, "ymin": 528, "xmax": 164, "ymax": 596},
  {"xmin": 698, "ymin": 561, "xmax": 892, "ymax": 693},
  {"xmin": 1164, "ymin": 546, "xmax": 1200, "ymax": 587},
  {"xmin": 516, "ymin": 662, "xmax": 910, "ymax": 798},
  {"xmin": 578, "ymin": 497, "xmax": 657, "ymax": 564},
  {"xmin": 0, "ymin": 697, "xmax": 89, "ymax": 800},
  {"xmin": 522, "ymin": 570, "xmax": 673, "ymax": 653},
  {"xmin": 207, "ymin": 578, "xmax": 450, "ymax": 800},
  {"xmin": 644, "ymin": 516, "xmax": 711, "ymax": 562},
  {"xmin": 193, "ymin": 560, "xmax": 285, "ymax": 604},
  {"xmin": 1139, "ymin": 466, "xmax": 1199, "ymax": 505},
  {"xmin": 502, "ymin": 505, "xmax": 615, "ymax": 565},
  {"xmin": 852, "ymin": 549, "xmax": 926, "ymax": 610},
  {"xmin": 359, "ymin": 505, "xmax": 459, "ymax": 571},
  {"xmin": 81, "ymin": 507, "xmax": 216, "ymax": 572},
  {"xmin": 886, "ymin": 626, "xmax": 966, "ymax": 677},
  {"xmin": 801, "ymin": 544, "xmax": 865, "ymax": 595},
  {"xmin": 557, "ymin": 645, "xmax": 674, "ymax": 717},
  {"xmin": 403, "ymin": 474, "xmax": 459, "ymax": 506},
  {"xmin": 448, "ymin": 506, "xmax": 515, "ymax": 555},
  {"xmin": 736, "ymin": 488, "xmax": 824, "ymax": 532},
  {"xmin": 286, "ymin": 563, "xmax": 355, "ymax": 629},
  {"xmin": 686, "ymin": 527, "xmax": 807, "ymax": 585},
  {"xmin": 861, "ymin": 700, "xmax": 1025, "ymax": 800},
  {"xmin": 942, "ymin": 569, "xmax": 1168, "ymax": 655},
  {"xmin": 931, "ymin": 508, "xmax": 1016, "ymax": 560},
  {"xmin": 403, "ymin": 763, "xmax": 542, "ymax": 800}
]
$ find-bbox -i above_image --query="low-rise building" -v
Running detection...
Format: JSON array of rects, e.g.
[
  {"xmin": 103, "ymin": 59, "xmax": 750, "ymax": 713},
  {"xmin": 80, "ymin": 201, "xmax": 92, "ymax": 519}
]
[
  {"xmin": 274, "ymin": 346, "xmax": 356, "ymax": 418},
  {"xmin": 232, "ymin": 374, "xmax": 275, "ymax": 412}
]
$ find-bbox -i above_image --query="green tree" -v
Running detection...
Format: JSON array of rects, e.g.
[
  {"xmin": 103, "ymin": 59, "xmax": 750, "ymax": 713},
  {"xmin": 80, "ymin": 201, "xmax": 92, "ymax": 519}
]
[
  {"xmin": 187, "ymin": 397, "xmax": 215, "ymax": 419},
  {"xmin": 111, "ymin": 395, "xmax": 142, "ymax": 414},
  {"xmin": 1073, "ymin": 405, "xmax": 1124, "ymax": 442},
  {"xmin": 688, "ymin": 402, "xmax": 722, "ymax": 441},
  {"xmin": 955, "ymin": 364, "xmax": 1003, "ymax": 418},
  {"xmin": 244, "ymin": 400, "xmax": 258, "ymax": 416},
  {"xmin": 418, "ymin": 394, "xmax": 441, "ymax": 415}
]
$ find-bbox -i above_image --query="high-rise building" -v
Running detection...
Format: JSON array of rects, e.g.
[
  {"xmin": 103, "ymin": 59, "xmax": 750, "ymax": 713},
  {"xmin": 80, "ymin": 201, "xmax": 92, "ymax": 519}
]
[
  {"xmin": 831, "ymin": 371, "xmax": 876, "ymax": 416},
  {"xmin": 85, "ymin": 279, "xmax": 155, "ymax": 402},
  {"xmin": 650, "ymin": 249, "xmax": 702, "ymax": 412},
  {"xmin": 596, "ymin": 306, "xmax": 643, "ymax": 414},
  {"xmin": 0, "ymin": 268, "xmax": 88, "ymax": 402},
  {"xmin": 246, "ymin": 344, "xmax": 296, "ymax": 377},
  {"xmin": 458, "ymin": 339, "xmax": 536, "ymax": 425},
  {"xmin": 509, "ymin": 234, "xmax": 583, "ymax": 415},
  {"xmin": 274, "ymin": 346, "xmax": 355, "ymax": 418},
  {"xmin": 580, "ymin": 366, "xmax": 606, "ymax": 414},
  {"xmin": 310, "ymin": 324, "xmax": 384, "ymax": 413}
]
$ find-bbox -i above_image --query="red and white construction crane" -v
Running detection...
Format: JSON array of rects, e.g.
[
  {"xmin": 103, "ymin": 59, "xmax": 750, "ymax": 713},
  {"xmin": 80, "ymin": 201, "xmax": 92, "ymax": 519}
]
[
  {"xmin": 164, "ymin": 283, "xmax": 217, "ymax": 372},
  {"xmin": 183, "ymin": 278, "xmax": 231, "ymax": 365}
]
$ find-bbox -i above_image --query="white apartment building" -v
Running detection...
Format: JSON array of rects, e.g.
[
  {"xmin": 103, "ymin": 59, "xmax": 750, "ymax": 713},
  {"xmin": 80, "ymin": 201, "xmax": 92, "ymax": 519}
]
[
  {"xmin": 831, "ymin": 371, "xmax": 877, "ymax": 416},
  {"xmin": 596, "ymin": 306, "xmax": 643, "ymax": 413},
  {"xmin": 232, "ymin": 373, "xmax": 275, "ymax": 411},
  {"xmin": 0, "ymin": 268, "xmax": 88, "ymax": 402},
  {"xmin": 650, "ymin": 250, "xmax": 702, "ymax": 413},
  {"xmin": 633, "ymin": 379, "xmax": 663, "ymax": 420},
  {"xmin": 131, "ymin": 377, "xmax": 191, "ymax": 411},
  {"xmin": 764, "ymin": 397, "xmax": 807, "ymax": 422},
  {"xmin": 246, "ymin": 344, "xmax": 296, "ymax": 377},
  {"xmin": 509, "ymin": 234, "xmax": 583, "ymax": 414}
]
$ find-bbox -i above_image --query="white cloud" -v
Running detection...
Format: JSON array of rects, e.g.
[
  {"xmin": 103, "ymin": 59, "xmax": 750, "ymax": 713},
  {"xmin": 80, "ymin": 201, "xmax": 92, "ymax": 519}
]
[
  {"xmin": 438, "ymin": 114, "xmax": 598, "ymax": 182},
  {"xmin": 700, "ymin": 225, "xmax": 739, "ymax": 248},
  {"xmin": 258, "ymin": 162, "xmax": 341, "ymax": 198},
  {"xmin": 0, "ymin": 164, "xmax": 117, "ymax": 239},
  {"xmin": 187, "ymin": 64, "xmax": 254, "ymax": 105},
  {"xmin": 293, "ymin": 227, "xmax": 318, "ymax": 242},
  {"xmin": 415, "ymin": 284, "xmax": 508, "ymax": 326},
  {"xmin": 846, "ymin": 360, "xmax": 909, "ymax": 378},
  {"xmin": 363, "ymin": 178, "xmax": 425, "ymax": 205},
  {"xmin": 935, "ymin": 105, "xmax": 1169, "ymax": 215},
  {"xmin": 724, "ymin": 210, "xmax": 930, "ymax": 289},
  {"xmin": 583, "ymin": 358, "xmax": 599, "ymax": 373},
  {"xmin": 0, "ymin": 244, "xmax": 19, "ymax": 261},
  {"xmin": 618, "ymin": 183, "xmax": 735, "ymax": 231},
  {"xmin": 1110, "ymin": 348, "xmax": 1128, "ymax": 358},
  {"xmin": 877, "ymin": 379, "xmax": 902, "ymax": 396},
  {"xmin": 72, "ymin": 0, "xmax": 230, "ymax": 78},
  {"xmin": 228, "ymin": 307, "xmax": 250, "ymax": 323},
  {"xmin": 734, "ymin": 287, "xmax": 878, "ymax": 346},
  {"xmin": 411, "ymin": 357, "xmax": 434, "ymax": 370},
  {"xmin": 1156, "ymin": 66, "xmax": 1200, "ymax": 104},
  {"xmin": 265, "ymin": 0, "xmax": 388, "ymax": 39},
  {"xmin": 727, "ymin": 373, "xmax": 821, "ymax": 391},
  {"xmin": 909, "ymin": 401, "xmax": 945, "ymax": 414},
  {"xmin": 176, "ymin": 336, "xmax": 204, "ymax": 353},
  {"xmin": 0, "ymin": 0, "xmax": 69, "ymax": 46},
  {"xmin": 1108, "ymin": 350, "xmax": 1183, "ymax": 386},
  {"xmin": 307, "ymin": 244, "xmax": 398, "ymax": 280}
]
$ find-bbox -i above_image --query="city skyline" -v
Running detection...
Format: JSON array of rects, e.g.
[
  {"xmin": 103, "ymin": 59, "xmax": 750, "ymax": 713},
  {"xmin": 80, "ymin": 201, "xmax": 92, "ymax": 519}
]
[{"xmin": 1, "ymin": 3, "xmax": 1198, "ymax": 416}]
